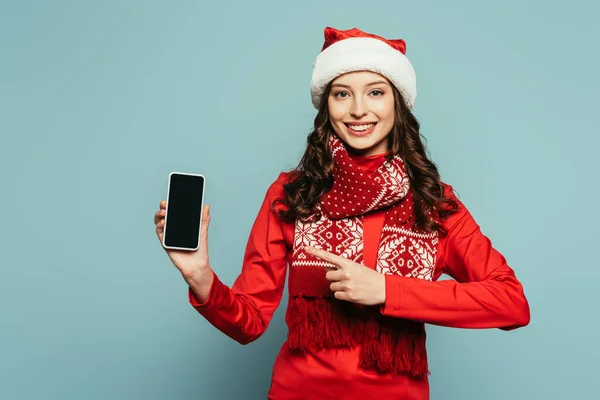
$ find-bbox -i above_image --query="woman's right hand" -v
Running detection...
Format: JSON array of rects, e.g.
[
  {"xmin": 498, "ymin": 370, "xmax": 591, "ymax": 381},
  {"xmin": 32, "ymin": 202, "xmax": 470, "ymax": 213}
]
[{"xmin": 154, "ymin": 201, "xmax": 214, "ymax": 290}]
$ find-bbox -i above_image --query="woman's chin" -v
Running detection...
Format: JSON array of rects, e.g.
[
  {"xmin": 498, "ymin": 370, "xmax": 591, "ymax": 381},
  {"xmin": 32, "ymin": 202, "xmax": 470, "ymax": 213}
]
[{"xmin": 338, "ymin": 134, "xmax": 389, "ymax": 156}]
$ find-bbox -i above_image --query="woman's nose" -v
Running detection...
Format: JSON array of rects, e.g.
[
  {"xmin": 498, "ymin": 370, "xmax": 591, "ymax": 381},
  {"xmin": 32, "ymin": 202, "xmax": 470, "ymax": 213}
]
[{"xmin": 350, "ymin": 100, "xmax": 368, "ymax": 118}]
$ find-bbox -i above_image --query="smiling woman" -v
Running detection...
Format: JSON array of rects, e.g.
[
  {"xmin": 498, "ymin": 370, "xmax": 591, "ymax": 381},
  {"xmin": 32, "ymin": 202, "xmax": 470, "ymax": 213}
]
[
  {"xmin": 328, "ymin": 73, "xmax": 395, "ymax": 155},
  {"xmin": 155, "ymin": 26, "xmax": 530, "ymax": 400}
]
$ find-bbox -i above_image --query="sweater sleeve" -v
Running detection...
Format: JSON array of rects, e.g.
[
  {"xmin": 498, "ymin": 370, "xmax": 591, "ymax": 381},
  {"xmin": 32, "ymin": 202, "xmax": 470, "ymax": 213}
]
[
  {"xmin": 381, "ymin": 184, "xmax": 530, "ymax": 330},
  {"xmin": 187, "ymin": 172, "xmax": 290, "ymax": 344}
]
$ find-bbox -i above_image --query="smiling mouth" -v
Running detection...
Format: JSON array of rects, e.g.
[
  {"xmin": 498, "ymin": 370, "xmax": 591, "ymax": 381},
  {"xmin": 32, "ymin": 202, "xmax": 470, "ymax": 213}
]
[{"xmin": 344, "ymin": 122, "xmax": 377, "ymax": 132}]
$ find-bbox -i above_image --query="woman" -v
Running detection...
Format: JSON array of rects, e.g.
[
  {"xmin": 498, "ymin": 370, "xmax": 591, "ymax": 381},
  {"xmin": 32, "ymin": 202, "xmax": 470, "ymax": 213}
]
[{"xmin": 154, "ymin": 27, "xmax": 530, "ymax": 399}]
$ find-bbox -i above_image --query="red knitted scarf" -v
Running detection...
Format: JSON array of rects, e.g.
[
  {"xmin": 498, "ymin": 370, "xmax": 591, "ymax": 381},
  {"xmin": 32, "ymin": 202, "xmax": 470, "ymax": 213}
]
[{"xmin": 286, "ymin": 134, "xmax": 439, "ymax": 379}]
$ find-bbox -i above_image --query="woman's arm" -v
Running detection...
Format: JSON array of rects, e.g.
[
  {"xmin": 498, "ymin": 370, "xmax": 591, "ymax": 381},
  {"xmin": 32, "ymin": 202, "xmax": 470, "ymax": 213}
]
[
  {"xmin": 381, "ymin": 185, "xmax": 530, "ymax": 330},
  {"xmin": 188, "ymin": 173, "xmax": 290, "ymax": 344}
]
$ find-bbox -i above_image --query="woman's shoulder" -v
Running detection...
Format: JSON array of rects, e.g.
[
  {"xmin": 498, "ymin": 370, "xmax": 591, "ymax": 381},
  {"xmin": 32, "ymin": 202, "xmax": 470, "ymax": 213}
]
[
  {"xmin": 440, "ymin": 181, "xmax": 459, "ymax": 203},
  {"xmin": 438, "ymin": 181, "xmax": 475, "ymax": 234},
  {"xmin": 267, "ymin": 170, "xmax": 297, "ymax": 192},
  {"xmin": 276, "ymin": 170, "xmax": 298, "ymax": 183},
  {"xmin": 263, "ymin": 169, "xmax": 298, "ymax": 203}
]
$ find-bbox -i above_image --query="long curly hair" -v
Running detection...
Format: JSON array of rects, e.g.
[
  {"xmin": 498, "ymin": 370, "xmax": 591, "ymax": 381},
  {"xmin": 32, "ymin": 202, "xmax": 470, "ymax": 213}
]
[{"xmin": 272, "ymin": 80, "xmax": 458, "ymax": 234}]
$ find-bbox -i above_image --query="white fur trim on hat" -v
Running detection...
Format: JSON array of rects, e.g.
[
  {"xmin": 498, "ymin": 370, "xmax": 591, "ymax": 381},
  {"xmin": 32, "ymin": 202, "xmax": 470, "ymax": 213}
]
[{"xmin": 310, "ymin": 37, "xmax": 416, "ymax": 109}]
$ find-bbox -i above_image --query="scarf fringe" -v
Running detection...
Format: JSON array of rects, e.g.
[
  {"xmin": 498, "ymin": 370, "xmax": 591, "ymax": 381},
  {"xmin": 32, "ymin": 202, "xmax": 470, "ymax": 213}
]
[
  {"xmin": 286, "ymin": 296, "xmax": 429, "ymax": 378},
  {"xmin": 359, "ymin": 316, "xmax": 429, "ymax": 378},
  {"xmin": 286, "ymin": 295, "xmax": 361, "ymax": 351}
]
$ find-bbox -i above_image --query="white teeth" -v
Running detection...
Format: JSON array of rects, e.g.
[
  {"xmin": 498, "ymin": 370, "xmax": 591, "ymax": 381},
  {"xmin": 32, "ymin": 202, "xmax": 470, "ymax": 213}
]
[{"xmin": 348, "ymin": 123, "xmax": 375, "ymax": 132}]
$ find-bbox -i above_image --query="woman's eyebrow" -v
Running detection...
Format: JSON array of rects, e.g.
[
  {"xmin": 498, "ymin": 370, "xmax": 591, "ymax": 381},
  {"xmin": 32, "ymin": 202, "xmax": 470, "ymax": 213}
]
[{"xmin": 331, "ymin": 80, "xmax": 389, "ymax": 88}]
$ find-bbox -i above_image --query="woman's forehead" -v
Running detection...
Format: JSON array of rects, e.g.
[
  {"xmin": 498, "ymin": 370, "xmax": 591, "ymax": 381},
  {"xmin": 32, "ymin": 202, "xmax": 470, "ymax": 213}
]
[{"xmin": 332, "ymin": 71, "xmax": 390, "ymax": 86}]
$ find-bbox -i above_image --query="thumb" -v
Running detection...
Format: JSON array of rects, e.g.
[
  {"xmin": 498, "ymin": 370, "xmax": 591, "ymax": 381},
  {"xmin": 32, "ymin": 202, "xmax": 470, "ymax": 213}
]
[
  {"xmin": 200, "ymin": 204, "xmax": 210, "ymax": 242},
  {"xmin": 333, "ymin": 254, "xmax": 354, "ymax": 270}
]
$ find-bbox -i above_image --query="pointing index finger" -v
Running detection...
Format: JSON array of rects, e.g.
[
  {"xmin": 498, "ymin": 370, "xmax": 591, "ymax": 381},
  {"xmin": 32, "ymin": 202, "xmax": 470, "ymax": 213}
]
[{"xmin": 305, "ymin": 246, "xmax": 346, "ymax": 268}]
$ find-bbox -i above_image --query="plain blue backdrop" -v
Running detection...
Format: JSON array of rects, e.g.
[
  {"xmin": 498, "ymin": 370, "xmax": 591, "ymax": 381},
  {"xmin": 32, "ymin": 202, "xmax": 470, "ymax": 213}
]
[{"xmin": 2, "ymin": 0, "xmax": 598, "ymax": 399}]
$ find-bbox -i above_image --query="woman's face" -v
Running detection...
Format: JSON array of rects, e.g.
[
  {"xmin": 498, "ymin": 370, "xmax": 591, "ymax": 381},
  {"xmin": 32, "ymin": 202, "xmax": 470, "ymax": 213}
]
[{"xmin": 327, "ymin": 71, "xmax": 395, "ymax": 157}]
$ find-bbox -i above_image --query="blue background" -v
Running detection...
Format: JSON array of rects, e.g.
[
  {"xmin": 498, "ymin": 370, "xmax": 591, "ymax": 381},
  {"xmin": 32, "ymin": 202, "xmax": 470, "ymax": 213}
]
[{"xmin": 2, "ymin": 0, "xmax": 598, "ymax": 398}]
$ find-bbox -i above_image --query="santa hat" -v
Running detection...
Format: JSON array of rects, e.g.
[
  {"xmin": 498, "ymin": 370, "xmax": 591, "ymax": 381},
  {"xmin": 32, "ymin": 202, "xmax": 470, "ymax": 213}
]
[{"xmin": 310, "ymin": 27, "xmax": 417, "ymax": 109}]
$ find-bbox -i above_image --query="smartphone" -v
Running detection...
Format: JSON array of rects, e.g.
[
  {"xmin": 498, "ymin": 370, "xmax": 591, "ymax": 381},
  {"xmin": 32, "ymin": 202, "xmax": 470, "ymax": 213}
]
[{"xmin": 162, "ymin": 172, "xmax": 206, "ymax": 251}]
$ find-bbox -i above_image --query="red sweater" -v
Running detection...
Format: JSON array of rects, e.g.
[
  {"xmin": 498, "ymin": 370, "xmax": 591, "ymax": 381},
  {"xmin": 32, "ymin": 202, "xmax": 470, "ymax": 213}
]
[{"xmin": 188, "ymin": 152, "xmax": 530, "ymax": 400}]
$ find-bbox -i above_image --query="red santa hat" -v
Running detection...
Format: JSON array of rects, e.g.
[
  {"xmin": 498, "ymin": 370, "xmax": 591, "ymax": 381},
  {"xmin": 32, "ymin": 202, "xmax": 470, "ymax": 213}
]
[{"xmin": 310, "ymin": 27, "xmax": 417, "ymax": 109}]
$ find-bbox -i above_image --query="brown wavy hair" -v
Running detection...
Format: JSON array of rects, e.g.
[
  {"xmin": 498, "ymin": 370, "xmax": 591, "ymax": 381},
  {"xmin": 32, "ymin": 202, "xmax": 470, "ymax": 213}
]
[{"xmin": 272, "ymin": 80, "xmax": 458, "ymax": 234}]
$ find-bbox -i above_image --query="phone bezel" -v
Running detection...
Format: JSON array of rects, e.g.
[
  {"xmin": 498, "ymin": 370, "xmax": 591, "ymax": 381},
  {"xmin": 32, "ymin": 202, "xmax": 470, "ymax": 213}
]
[{"xmin": 162, "ymin": 171, "xmax": 206, "ymax": 251}]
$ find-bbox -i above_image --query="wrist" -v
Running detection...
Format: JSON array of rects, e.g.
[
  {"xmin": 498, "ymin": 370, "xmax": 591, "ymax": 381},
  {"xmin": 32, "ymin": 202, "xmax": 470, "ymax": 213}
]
[
  {"xmin": 183, "ymin": 265, "xmax": 214, "ymax": 288},
  {"xmin": 185, "ymin": 267, "xmax": 215, "ymax": 305},
  {"xmin": 379, "ymin": 274, "xmax": 387, "ymax": 305}
]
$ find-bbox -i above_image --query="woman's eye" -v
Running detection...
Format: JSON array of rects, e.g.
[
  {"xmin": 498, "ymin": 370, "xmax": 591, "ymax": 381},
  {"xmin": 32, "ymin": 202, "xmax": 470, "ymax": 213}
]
[
  {"xmin": 334, "ymin": 91, "xmax": 349, "ymax": 98},
  {"xmin": 371, "ymin": 90, "xmax": 384, "ymax": 96}
]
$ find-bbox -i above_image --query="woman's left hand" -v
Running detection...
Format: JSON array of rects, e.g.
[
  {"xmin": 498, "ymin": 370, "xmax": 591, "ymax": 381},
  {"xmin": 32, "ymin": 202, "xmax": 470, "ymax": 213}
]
[{"xmin": 304, "ymin": 246, "xmax": 386, "ymax": 306}]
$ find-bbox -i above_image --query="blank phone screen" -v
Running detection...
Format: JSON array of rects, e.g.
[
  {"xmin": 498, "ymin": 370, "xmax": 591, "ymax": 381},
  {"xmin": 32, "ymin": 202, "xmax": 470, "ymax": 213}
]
[{"xmin": 164, "ymin": 173, "xmax": 205, "ymax": 249}]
